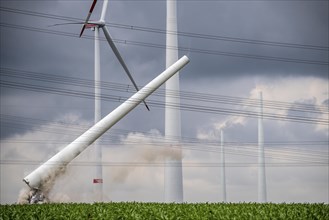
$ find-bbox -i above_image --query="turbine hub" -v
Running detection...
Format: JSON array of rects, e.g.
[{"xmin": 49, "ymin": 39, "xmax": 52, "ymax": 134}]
[{"xmin": 87, "ymin": 20, "xmax": 105, "ymax": 27}]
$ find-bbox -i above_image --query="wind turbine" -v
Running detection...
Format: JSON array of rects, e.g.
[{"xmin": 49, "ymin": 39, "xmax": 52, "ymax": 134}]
[
  {"xmin": 79, "ymin": 0, "xmax": 150, "ymax": 110},
  {"xmin": 79, "ymin": 0, "xmax": 149, "ymax": 201},
  {"xmin": 258, "ymin": 91, "xmax": 267, "ymax": 203},
  {"xmin": 164, "ymin": 0, "xmax": 183, "ymax": 203},
  {"xmin": 220, "ymin": 130, "xmax": 227, "ymax": 203}
]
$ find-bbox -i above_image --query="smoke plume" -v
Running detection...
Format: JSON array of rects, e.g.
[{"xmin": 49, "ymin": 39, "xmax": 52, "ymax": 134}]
[{"xmin": 109, "ymin": 129, "xmax": 183, "ymax": 184}]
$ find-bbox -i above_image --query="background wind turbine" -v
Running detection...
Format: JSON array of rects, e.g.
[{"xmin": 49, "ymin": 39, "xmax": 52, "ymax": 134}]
[
  {"xmin": 258, "ymin": 91, "xmax": 267, "ymax": 203},
  {"xmin": 79, "ymin": 0, "xmax": 149, "ymax": 201},
  {"xmin": 220, "ymin": 130, "xmax": 227, "ymax": 203},
  {"xmin": 164, "ymin": 0, "xmax": 183, "ymax": 203},
  {"xmin": 79, "ymin": 0, "xmax": 150, "ymax": 111}
]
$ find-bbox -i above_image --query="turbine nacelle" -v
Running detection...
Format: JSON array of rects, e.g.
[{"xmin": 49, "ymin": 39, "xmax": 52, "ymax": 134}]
[{"xmin": 84, "ymin": 21, "xmax": 105, "ymax": 30}]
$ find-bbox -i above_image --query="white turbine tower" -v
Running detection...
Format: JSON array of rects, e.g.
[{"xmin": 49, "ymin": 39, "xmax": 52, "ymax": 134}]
[
  {"xmin": 258, "ymin": 91, "xmax": 267, "ymax": 203},
  {"xmin": 164, "ymin": 0, "xmax": 183, "ymax": 203},
  {"xmin": 220, "ymin": 130, "xmax": 227, "ymax": 202},
  {"xmin": 79, "ymin": 0, "xmax": 149, "ymax": 201},
  {"xmin": 23, "ymin": 56, "xmax": 190, "ymax": 204}
]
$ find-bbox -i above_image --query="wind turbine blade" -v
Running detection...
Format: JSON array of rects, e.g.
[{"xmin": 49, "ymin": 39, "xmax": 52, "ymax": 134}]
[
  {"xmin": 79, "ymin": 25, "xmax": 87, "ymax": 38},
  {"xmin": 100, "ymin": 0, "xmax": 109, "ymax": 22},
  {"xmin": 79, "ymin": 0, "xmax": 98, "ymax": 37},
  {"xmin": 101, "ymin": 26, "xmax": 150, "ymax": 111},
  {"xmin": 49, "ymin": 22, "xmax": 84, "ymax": 27}
]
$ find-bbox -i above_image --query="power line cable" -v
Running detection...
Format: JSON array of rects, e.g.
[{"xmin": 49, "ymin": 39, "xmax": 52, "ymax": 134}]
[
  {"xmin": 1, "ymin": 22, "xmax": 328, "ymax": 66},
  {"xmin": 2, "ymin": 79, "xmax": 328, "ymax": 125},
  {"xmin": 1, "ymin": 114, "xmax": 328, "ymax": 164},
  {"xmin": 1, "ymin": 6, "xmax": 328, "ymax": 51},
  {"xmin": 2, "ymin": 113, "xmax": 327, "ymax": 149},
  {"xmin": 1, "ymin": 159, "xmax": 327, "ymax": 168},
  {"xmin": 1, "ymin": 67, "xmax": 328, "ymax": 114}
]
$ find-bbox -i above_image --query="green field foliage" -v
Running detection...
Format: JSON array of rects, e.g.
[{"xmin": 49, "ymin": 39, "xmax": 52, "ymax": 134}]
[{"xmin": 1, "ymin": 202, "xmax": 328, "ymax": 220}]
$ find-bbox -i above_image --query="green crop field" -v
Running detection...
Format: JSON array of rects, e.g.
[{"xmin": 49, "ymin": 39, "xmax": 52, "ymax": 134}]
[{"xmin": 1, "ymin": 202, "xmax": 328, "ymax": 220}]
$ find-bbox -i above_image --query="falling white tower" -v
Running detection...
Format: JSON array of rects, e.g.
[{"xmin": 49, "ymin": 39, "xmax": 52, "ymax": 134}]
[
  {"xmin": 164, "ymin": 0, "xmax": 184, "ymax": 203},
  {"xmin": 23, "ymin": 56, "xmax": 190, "ymax": 195},
  {"xmin": 220, "ymin": 130, "xmax": 227, "ymax": 202},
  {"xmin": 258, "ymin": 91, "xmax": 267, "ymax": 203}
]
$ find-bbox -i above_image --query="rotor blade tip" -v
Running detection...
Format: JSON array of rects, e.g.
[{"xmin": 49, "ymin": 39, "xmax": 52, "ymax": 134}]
[
  {"xmin": 143, "ymin": 101, "xmax": 150, "ymax": 111},
  {"xmin": 79, "ymin": 25, "xmax": 86, "ymax": 38},
  {"xmin": 146, "ymin": 105, "xmax": 150, "ymax": 111}
]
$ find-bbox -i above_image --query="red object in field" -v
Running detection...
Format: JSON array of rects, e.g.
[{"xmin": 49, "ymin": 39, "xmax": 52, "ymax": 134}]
[{"xmin": 93, "ymin": 179, "xmax": 103, "ymax": 183}]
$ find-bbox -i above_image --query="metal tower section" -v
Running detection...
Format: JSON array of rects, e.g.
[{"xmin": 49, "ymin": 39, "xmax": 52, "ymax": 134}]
[
  {"xmin": 164, "ymin": 0, "xmax": 184, "ymax": 203},
  {"xmin": 93, "ymin": 26, "xmax": 103, "ymax": 201},
  {"xmin": 258, "ymin": 91, "xmax": 267, "ymax": 203},
  {"xmin": 220, "ymin": 130, "xmax": 227, "ymax": 202}
]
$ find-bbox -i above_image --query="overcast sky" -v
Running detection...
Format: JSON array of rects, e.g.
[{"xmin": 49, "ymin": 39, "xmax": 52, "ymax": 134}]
[{"xmin": 0, "ymin": 0, "xmax": 328, "ymax": 204}]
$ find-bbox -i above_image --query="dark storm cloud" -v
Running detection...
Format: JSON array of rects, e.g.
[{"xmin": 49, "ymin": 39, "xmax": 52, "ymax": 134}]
[
  {"xmin": 2, "ymin": 0, "xmax": 328, "ymax": 83},
  {"xmin": 176, "ymin": 1, "xmax": 328, "ymax": 79},
  {"xmin": 1, "ymin": 0, "xmax": 328, "ymax": 139}
]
